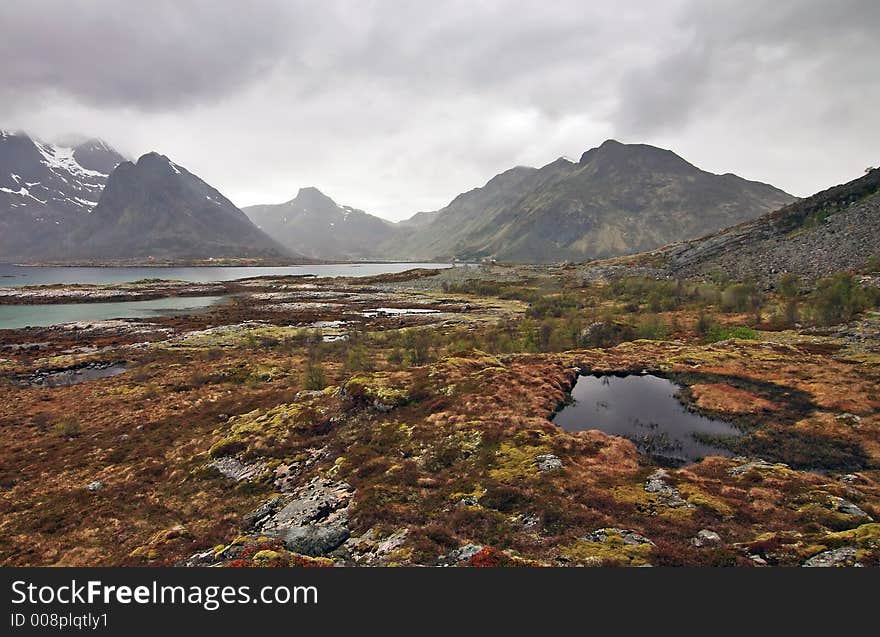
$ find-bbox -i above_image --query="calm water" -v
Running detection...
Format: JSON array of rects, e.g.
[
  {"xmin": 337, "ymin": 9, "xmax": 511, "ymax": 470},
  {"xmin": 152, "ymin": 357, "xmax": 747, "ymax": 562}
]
[
  {"xmin": 23, "ymin": 364, "xmax": 127, "ymax": 387},
  {"xmin": 0, "ymin": 296, "xmax": 226, "ymax": 330},
  {"xmin": 553, "ymin": 374, "xmax": 740, "ymax": 464},
  {"xmin": 0, "ymin": 263, "xmax": 453, "ymax": 287}
]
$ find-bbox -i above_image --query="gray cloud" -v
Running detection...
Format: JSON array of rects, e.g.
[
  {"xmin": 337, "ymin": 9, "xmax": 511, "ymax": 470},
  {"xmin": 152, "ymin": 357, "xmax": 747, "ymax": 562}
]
[
  {"xmin": 0, "ymin": 0, "xmax": 298, "ymax": 109},
  {"xmin": 1, "ymin": 1, "xmax": 877, "ymax": 219}
]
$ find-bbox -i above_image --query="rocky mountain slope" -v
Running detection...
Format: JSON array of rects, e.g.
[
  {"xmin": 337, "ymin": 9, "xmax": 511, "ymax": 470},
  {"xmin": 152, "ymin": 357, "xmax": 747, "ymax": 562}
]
[
  {"xmin": 388, "ymin": 140, "xmax": 795, "ymax": 263},
  {"xmin": 662, "ymin": 168, "xmax": 880, "ymax": 284},
  {"xmin": 0, "ymin": 131, "xmax": 126, "ymax": 260},
  {"xmin": 71, "ymin": 152, "xmax": 291, "ymax": 260},
  {"xmin": 245, "ymin": 187, "xmax": 393, "ymax": 260}
]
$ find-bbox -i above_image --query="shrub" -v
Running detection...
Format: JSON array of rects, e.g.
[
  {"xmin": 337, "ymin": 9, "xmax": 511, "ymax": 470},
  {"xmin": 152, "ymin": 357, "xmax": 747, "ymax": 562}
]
[
  {"xmin": 402, "ymin": 329, "xmax": 432, "ymax": 365},
  {"xmin": 635, "ymin": 315, "xmax": 670, "ymax": 340},
  {"xmin": 862, "ymin": 255, "xmax": 880, "ymax": 273},
  {"xmin": 721, "ymin": 282, "xmax": 761, "ymax": 313},
  {"xmin": 345, "ymin": 344, "xmax": 371, "ymax": 372},
  {"xmin": 695, "ymin": 311, "xmax": 715, "ymax": 336},
  {"xmin": 777, "ymin": 273, "xmax": 800, "ymax": 299},
  {"xmin": 53, "ymin": 415, "xmax": 81, "ymax": 438},
  {"xmin": 302, "ymin": 356, "xmax": 327, "ymax": 390},
  {"xmin": 808, "ymin": 273, "xmax": 877, "ymax": 325}
]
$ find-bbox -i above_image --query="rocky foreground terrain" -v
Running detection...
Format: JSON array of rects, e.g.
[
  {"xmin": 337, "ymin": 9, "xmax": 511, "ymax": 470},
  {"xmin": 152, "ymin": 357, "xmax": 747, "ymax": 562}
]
[{"xmin": 0, "ymin": 264, "xmax": 877, "ymax": 567}]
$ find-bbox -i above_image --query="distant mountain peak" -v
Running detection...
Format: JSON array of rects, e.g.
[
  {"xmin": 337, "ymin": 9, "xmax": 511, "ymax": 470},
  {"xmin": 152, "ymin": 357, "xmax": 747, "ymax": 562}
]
[
  {"xmin": 292, "ymin": 186, "xmax": 336, "ymax": 208},
  {"xmin": 244, "ymin": 187, "xmax": 392, "ymax": 260},
  {"xmin": 72, "ymin": 152, "xmax": 289, "ymax": 260},
  {"xmin": 579, "ymin": 139, "xmax": 696, "ymax": 173}
]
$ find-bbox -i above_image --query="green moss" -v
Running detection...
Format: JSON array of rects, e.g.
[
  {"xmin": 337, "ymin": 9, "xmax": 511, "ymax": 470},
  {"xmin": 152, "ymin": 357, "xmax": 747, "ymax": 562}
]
[
  {"xmin": 824, "ymin": 523, "xmax": 880, "ymax": 547},
  {"xmin": 561, "ymin": 534, "xmax": 653, "ymax": 566},
  {"xmin": 679, "ymin": 486, "xmax": 734, "ymax": 517},
  {"xmin": 344, "ymin": 373, "xmax": 410, "ymax": 406},
  {"xmin": 488, "ymin": 440, "xmax": 551, "ymax": 482}
]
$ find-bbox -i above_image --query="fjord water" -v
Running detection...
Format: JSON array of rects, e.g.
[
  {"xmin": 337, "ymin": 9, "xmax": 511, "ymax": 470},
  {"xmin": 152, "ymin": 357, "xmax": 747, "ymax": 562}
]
[
  {"xmin": 0, "ymin": 263, "xmax": 452, "ymax": 287},
  {"xmin": 0, "ymin": 296, "xmax": 225, "ymax": 329},
  {"xmin": 553, "ymin": 374, "xmax": 740, "ymax": 464}
]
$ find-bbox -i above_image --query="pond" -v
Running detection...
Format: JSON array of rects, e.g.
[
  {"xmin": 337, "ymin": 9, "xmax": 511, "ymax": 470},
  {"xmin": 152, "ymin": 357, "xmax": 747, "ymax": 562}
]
[
  {"xmin": 552, "ymin": 373, "xmax": 741, "ymax": 465},
  {"xmin": 0, "ymin": 296, "xmax": 226, "ymax": 330},
  {"xmin": 20, "ymin": 363, "xmax": 127, "ymax": 388}
]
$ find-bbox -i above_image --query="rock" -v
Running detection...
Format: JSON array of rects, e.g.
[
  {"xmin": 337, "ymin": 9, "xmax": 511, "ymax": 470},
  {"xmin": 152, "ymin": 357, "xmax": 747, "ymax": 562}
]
[
  {"xmin": 803, "ymin": 547, "xmax": 860, "ymax": 568},
  {"xmin": 514, "ymin": 513, "xmax": 540, "ymax": 529},
  {"xmin": 209, "ymin": 456, "xmax": 267, "ymax": 483},
  {"xmin": 375, "ymin": 528, "xmax": 409, "ymax": 556},
  {"xmin": 246, "ymin": 477, "xmax": 354, "ymax": 557},
  {"xmin": 242, "ymin": 496, "xmax": 285, "ymax": 529},
  {"xmin": 535, "ymin": 454, "xmax": 563, "ymax": 472},
  {"xmin": 835, "ymin": 413, "xmax": 862, "ymax": 425},
  {"xmin": 446, "ymin": 543, "xmax": 484, "ymax": 563},
  {"xmin": 280, "ymin": 524, "xmax": 350, "ymax": 557},
  {"xmin": 584, "ymin": 528, "xmax": 654, "ymax": 546},
  {"xmin": 181, "ymin": 549, "xmax": 216, "ymax": 567},
  {"xmin": 839, "ymin": 474, "xmax": 861, "ymax": 484},
  {"xmin": 691, "ymin": 529, "xmax": 722, "ymax": 547},
  {"xmin": 728, "ymin": 457, "xmax": 787, "ymax": 475},
  {"xmin": 87, "ymin": 480, "xmax": 104, "ymax": 492},
  {"xmin": 826, "ymin": 496, "xmax": 873, "ymax": 521},
  {"xmin": 644, "ymin": 469, "xmax": 692, "ymax": 508}
]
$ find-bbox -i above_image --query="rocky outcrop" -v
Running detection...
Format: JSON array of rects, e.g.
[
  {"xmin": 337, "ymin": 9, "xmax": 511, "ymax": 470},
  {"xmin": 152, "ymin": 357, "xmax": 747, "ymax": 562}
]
[
  {"xmin": 802, "ymin": 547, "xmax": 860, "ymax": 567},
  {"xmin": 244, "ymin": 477, "xmax": 354, "ymax": 557},
  {"xmin": 644, "ymin": 469, "xmax": 692, "ymax": 508},
  {"xmin": 535, "ymin": 453, "xmax": 563, "ymax": 472},
  {"xmin": 583, "ymin": 528, "xmax": 654, "ymax": 546}
]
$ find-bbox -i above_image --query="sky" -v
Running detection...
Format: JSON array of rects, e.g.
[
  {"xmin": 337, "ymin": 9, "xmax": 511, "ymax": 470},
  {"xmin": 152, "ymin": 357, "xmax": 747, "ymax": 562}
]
[{"xmin": 1, "ymin": 0, "xmax": 878, "ymax": 221}]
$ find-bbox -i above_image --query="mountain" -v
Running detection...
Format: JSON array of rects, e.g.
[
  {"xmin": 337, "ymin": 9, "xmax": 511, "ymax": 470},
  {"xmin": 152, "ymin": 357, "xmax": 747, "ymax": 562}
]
[
  {"xmin": 0, "ymin": 130, "xmax": 126, "ymax": 260},
  {"xmin": 661, "ymin": 167, "xmax": 880, "ymax": 284},
  {"xmin": 244, "ymin": 187, "xmax": 394, "ymax": 260},
  {"xmin": 389, "ymin": 140, "xmax": 795, "ymax": 263},
  {"xmin": 71, "ymin": 152, "xmax": 291, "ymax": 260}
]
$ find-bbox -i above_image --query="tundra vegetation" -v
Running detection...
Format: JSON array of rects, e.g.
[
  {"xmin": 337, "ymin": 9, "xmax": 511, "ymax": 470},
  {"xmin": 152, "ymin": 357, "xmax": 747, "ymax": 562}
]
[{"xmin": 0, "ymin": 265, "xmax": 878, "ymax": 567}]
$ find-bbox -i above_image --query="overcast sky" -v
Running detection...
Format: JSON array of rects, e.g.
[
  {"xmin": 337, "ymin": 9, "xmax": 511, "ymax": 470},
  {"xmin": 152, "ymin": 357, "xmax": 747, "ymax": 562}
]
[{"xmin": 2, "ymin": 0, "xmax": 878, "ymax": 220}]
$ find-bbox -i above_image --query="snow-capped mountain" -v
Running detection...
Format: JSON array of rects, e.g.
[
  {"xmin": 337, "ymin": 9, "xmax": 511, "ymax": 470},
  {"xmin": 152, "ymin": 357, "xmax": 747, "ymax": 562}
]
[{"xmin": 0, "ymin": 130, "xmax": 126, "ymax": 260}]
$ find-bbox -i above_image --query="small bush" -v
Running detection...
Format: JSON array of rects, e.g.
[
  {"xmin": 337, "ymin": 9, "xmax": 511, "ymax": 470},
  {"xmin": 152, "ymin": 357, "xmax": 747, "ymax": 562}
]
[
  {"xmin": 302, "ymin": 356, "xmax": 327, "ymax": 390},
  {"xmin": 721, "ymin": 282, "xmax": 762, "ymax": 313},
  {"xmin": 777, "ymin": 273, "xmax": 800, "ymax": 299},
  {"xmin": 53, "ymin": 416, "xmax": 81, "ymax": 438},
  {"xmin": 635, "ymin": 315, "xmax": 671, "ymax": 340},
  {"xmin": 808, "ymin": 273, "xmax": 877, "ymax": 326}
]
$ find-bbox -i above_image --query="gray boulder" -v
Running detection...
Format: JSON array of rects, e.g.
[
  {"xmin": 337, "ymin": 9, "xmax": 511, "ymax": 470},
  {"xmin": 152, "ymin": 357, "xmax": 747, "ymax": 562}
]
[{"xmin": 803, "ymin": 547, "xmax": 860, "ymax": 568}]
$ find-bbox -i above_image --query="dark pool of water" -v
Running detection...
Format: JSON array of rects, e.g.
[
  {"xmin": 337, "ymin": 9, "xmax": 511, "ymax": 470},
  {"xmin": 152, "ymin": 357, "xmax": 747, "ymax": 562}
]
[
  {"xmin": 552, "ymin": 373, "xmax": 741, "ymax": 465},
  {"xmin": 21, "ymin": 363, "xmax": 127, "ymax": 388}
]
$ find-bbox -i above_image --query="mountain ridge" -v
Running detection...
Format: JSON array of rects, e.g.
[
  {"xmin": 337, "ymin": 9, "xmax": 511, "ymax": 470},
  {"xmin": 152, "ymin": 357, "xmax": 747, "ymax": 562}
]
[
  {"xmin": 70, "ymin": 151, "xmax": 292, "ymax": 260},
  {"xmin": 382, "ymin": 140, "xmax": 795, "ymax": 263}
]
